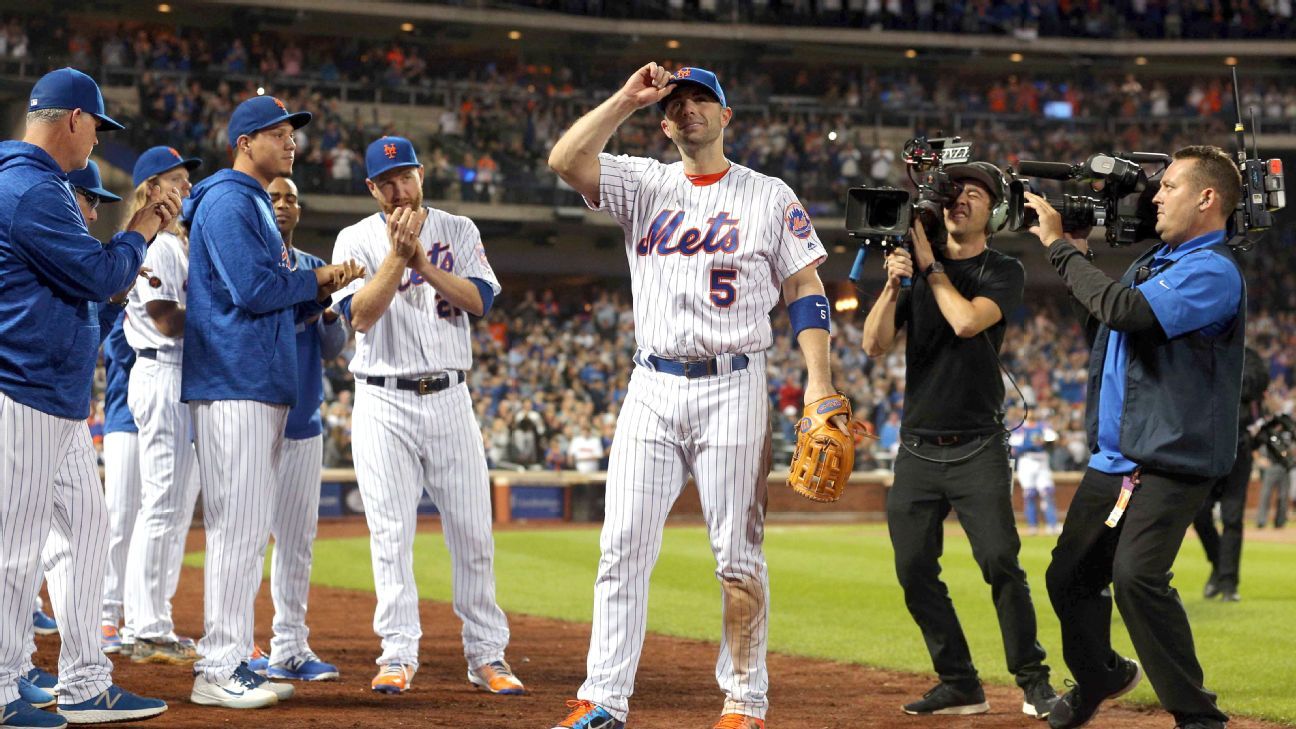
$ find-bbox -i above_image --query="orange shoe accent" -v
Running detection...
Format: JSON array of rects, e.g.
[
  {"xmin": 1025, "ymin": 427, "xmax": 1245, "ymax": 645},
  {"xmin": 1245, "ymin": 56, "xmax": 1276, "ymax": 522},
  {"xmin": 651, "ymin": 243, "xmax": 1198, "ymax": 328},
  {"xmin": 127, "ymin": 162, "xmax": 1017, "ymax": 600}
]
[
  {"xmin": 469, "ymin": 660, "xmax": 526, "ymax": 695},
  {"xmin": 371, "ymin": 663, "xmax": 416, "ymax": 694},
  {"xmin": 557, "ymin": 700, "xmax": 600, "ymax": 728},
  {"xmin": 251, "ymin": 644, "xmax": 266, "ymax": 660},
  {"xmin": 714, "ymin": 714, "xmax": 765, "ymax": 729}
]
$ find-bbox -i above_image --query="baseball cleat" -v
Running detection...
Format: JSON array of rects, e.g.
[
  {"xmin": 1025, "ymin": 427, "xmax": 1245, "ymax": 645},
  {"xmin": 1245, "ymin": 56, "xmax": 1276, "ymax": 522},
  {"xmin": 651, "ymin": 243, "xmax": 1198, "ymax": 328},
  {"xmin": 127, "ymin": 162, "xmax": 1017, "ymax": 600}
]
[
  {"xmin": 99, "ymin": 625, "xmax": 122, "ymax": 655},
  {"xmin": 190, "ymin": 666, "xmax": 278, "ymax": 710},
  {"xmin": 714, "ymin": 714, "xmax": 765, "ymax": 729},
  {"xmin": 130, "ymin": 638, "xmax": 197, "ymax": 665},
  {"xmin": 58, "ymin": 685, "xmax": 167, "ymax": 724},
  {"xmin": 17, "ymin": 677, "xmax": 54, "ymax": 709},
  {"xmin": 468, "ymin": 660, "xmax": 525, "ymax": 695},
  {"xmin": 267, "ymin": 653, "xmax": 339, "ymax": 682},
  {"xmin": 1, "ymin": 698, "xmax": 67, "ymax": 728},
  {"xmin": 247, "ymin": 645, "xmax": 268, "ymax": 676},
  {"xmin": 552, "ymin": 700, "xmax": 624, "ymax": 729},
  {"xmin": 31, "ymin": 611, "xmax": 58, "ymax": 637},
  {"xmin": 371, "ymin": 663, "xmax": 416, "ymax": 694}
]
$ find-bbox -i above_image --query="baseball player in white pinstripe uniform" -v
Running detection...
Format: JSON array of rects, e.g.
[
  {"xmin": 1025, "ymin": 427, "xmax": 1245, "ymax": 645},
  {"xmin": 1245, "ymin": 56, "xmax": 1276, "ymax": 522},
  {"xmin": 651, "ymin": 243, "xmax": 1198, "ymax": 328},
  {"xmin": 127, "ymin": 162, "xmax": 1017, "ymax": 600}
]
[
  {"xmin": 99, "ymin": 309, "xmax": 139, "ymax": 657},
  {"xmin": 120, "ymin": 146, "xmax": 204, "ymax": 666},
  {"xmin": 547, "ymin": 64, "xmax": 840, "ymax": 729},
  {"xmin": 244, "ymin": 176, "xmax": 346, "ymax": 682},
  {"xmin": 12, "ymin": 159, "xmax": 128, "ymax": 715},
  {"xmin": 1, "ymin": 67, "xmax": 178, "ymax": 728},
  {"xmin": 330, "ymin": 136, "xmax": 524, "ymax": 697},
  {"xmin": 183, "ymin": 96, "xmax": 362, "ymax": 710}
]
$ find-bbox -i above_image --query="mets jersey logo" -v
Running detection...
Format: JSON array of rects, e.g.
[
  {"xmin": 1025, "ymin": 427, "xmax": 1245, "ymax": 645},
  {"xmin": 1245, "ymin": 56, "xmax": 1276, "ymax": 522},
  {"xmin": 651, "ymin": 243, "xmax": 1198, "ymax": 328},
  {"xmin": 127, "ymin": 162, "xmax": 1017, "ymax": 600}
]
[
  {"xmin": 636, "ymin": 209, "xmax": 740, "ymax": 257},
  {"xmin": 785, "ymin": 202, "xmax": 814, "ymax": 240},
  {"xmin": 384, "ymin": 143, "xmax": 398, "ymax": 159}
]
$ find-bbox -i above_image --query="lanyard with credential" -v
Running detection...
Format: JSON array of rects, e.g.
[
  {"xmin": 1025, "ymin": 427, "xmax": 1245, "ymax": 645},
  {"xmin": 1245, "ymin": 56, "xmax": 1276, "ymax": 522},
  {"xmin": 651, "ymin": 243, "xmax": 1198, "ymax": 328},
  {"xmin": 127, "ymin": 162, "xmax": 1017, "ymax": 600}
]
[{"xmin": 1104, "ymin": 468, "xmax": 1141, "ymax": 528}]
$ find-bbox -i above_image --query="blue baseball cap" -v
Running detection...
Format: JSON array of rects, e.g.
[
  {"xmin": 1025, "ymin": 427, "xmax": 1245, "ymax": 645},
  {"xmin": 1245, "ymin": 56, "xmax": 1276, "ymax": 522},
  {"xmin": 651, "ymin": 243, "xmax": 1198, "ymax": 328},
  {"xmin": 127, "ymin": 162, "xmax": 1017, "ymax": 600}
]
[
  {"xmin": 29, "ymin": 67, "xmax": 124, "ymax": 131},
  {"xmin": 133, "ymin": 145, "xmax": 202, "ymax": 188},
  {"xmin": 66, "ymin": 160, "xmax": 121, "ymax": 203},
  {"xmin": 227, "ymin": 95, "xmax": 312, "ymax": 149},
  {"xmin": 658, "ymin": 66, "xmax": 727, "ymax": 111},
  {"xmin": 365, "ymin": 136, "xmax": 421, "ymax": 180}
]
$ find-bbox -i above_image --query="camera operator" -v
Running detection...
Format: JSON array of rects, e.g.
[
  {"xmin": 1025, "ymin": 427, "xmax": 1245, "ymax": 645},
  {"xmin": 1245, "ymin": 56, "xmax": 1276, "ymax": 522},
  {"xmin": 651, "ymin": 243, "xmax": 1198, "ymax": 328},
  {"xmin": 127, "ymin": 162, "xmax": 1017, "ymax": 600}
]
[
  {"xmin": 1024, "ymin": 145, "xmax": 1241, "ymax": 729},
  {"xmin": 861, "ymin": 162, "xmax": 1058, "ymax": 720}
]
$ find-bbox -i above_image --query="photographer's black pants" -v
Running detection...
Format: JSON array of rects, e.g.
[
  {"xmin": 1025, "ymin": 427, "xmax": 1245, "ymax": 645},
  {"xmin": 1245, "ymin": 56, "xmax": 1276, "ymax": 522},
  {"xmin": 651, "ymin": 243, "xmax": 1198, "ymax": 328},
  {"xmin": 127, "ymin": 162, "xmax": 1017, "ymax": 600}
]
[
  {"xmin": 1192, "ymin": 441, "xmax": 1251, "ymax": 590},
  {"xmin": 887, "ymin": 434, "xmax": 1050, "ymax": 691},
  {"xmin": 1046, "ymin": 468, "xmax": 1228, "ymax": 726}
]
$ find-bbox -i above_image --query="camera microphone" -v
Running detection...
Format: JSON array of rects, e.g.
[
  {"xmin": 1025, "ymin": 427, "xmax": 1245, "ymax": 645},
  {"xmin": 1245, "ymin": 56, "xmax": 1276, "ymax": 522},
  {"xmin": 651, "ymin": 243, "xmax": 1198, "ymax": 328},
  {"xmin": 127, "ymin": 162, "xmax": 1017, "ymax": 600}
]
[{"xmin": 1016, "ymin": 161, "xmax": 1077, "ymax": 180}]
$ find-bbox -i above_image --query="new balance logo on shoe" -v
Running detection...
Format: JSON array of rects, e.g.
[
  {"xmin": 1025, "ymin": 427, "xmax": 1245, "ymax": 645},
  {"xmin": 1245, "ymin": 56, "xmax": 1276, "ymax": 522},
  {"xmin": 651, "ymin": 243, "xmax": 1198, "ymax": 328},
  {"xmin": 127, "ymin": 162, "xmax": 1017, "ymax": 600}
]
[
  {"xmin": 94, "ymin": 691, "xmax": 122, "ymax": 710},
  {"xmin": 1, "ymin": 707, "xmax": 17, "ymax": 723}
]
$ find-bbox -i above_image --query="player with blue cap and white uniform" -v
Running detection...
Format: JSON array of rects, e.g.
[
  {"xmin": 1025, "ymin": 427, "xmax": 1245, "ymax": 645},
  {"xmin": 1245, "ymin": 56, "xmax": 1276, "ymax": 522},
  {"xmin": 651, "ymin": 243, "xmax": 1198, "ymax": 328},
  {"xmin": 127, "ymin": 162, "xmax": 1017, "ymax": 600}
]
[
  {"xmin": 245, "ymin": 175, "xmax": 346, "ymax": 682},
  {"xmin": 331, "ymin": 136, "xmax": 524, "ymax": 698},
  {"xmin": 0, "ymin": 67, "xmax": 179, "ymax": 728},
  {"xmin": 120, "ymin": 146, "xmax": 205, "ymax": 667},
  {"xmin": 182, "ymin": 94, "xmax": 363, "ymax": 710},
  {"xmin": 547, "ymin": 63, "xmax": 839, "ymax": 729}
]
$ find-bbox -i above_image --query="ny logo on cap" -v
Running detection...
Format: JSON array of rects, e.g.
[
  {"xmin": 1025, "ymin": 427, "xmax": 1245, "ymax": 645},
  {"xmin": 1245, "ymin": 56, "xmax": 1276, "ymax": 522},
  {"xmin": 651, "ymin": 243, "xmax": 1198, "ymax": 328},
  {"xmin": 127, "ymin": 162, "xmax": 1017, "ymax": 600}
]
[
  {"xmin": 168, "ymin": 147, "xmax": 180, "ymax": 158},
  {"xmin": 272, "ymin": 97, "xmax": 287, "ymax": 111},
  {"xmin": 384, "ymin": 143, "xmax": 398, "ymax": 159},
  {"xmin": 676, "ymin": 68, "xmax": 692, "ymax": 78}
]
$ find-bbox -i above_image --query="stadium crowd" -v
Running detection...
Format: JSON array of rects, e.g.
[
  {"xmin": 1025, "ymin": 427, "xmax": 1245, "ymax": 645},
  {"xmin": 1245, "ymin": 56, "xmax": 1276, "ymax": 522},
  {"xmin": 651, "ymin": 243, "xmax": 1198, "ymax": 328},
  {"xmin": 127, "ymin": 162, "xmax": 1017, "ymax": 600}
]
[
  {"xmin": 509, "ymin": 0, "xmax": 1296, "ymax": 39},
  {"xmin": 5, "ymin": 11, "xmax": 1296, "ymax": 212}
]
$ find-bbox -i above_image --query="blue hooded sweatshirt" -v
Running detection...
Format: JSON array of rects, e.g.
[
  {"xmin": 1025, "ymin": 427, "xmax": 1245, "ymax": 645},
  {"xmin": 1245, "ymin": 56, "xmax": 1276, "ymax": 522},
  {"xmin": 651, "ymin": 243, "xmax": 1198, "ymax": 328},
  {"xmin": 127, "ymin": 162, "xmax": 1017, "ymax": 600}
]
[
  {"xmin": 0, "ymin": 141, "xmax": 145, "ymax": 418},
  {"xmin": 181, "ymin": 169, "xmax": 323, "ymax": 405}
]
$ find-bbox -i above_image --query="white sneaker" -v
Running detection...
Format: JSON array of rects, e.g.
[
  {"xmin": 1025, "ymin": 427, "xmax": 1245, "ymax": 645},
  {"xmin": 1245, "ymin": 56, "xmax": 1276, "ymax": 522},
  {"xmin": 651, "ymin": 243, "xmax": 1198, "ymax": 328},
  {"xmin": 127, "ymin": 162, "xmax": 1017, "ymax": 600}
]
[{"xmin": 191, "ymin": 668, "xmax": 278, "ymax": 709}]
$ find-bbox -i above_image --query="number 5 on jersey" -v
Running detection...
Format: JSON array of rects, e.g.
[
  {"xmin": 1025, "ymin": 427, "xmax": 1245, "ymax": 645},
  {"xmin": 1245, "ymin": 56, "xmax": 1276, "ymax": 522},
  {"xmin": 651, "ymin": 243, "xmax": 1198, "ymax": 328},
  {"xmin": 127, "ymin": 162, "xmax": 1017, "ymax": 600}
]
[{"xmin": 710, "ymin": 268, "xmax": 737, "ymax": 307}]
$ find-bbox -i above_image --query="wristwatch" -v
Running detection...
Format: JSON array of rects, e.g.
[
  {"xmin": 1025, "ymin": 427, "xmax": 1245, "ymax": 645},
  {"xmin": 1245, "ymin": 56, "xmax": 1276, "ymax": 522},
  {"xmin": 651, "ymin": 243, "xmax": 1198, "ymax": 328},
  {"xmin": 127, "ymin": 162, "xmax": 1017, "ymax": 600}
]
[{"xmin": 923, "ymin": 261, "xmax": 945, "ymax": 277}]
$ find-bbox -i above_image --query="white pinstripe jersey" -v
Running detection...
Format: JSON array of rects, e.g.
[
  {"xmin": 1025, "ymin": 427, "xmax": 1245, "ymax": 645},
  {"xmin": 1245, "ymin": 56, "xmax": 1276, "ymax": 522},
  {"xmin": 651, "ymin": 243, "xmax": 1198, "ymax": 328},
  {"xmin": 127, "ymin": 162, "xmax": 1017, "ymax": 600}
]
[
  {"xmin": 123, "ymin": 231, "xmax": 187, "ymax": 353},
  {"xmin": 590, "ymin": 153, "xmax": 824, "ymax": 358},
  {"xmin": 332, "ymin": 206, "xmax": 500, "ymax": 378}
]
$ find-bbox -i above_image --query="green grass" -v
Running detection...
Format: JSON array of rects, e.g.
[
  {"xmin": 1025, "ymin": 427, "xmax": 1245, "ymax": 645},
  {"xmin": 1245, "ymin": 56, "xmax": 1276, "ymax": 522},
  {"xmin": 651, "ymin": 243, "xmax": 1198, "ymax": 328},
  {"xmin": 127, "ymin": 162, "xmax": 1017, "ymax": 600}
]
[{"xmin": 186, "ymin": 524, "xmax": 1296, "ymax": 724}]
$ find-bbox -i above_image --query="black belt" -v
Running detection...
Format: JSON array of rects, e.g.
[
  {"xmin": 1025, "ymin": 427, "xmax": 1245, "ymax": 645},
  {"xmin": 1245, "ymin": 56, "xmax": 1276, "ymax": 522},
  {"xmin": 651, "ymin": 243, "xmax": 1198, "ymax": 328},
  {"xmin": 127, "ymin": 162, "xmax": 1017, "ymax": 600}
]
[
  {"xmin": 904, "ymin": 432, "xmax": 987, "ymax": 447},
  {"xmin": 138, "ymin": 348, "xmax": 157, "ymax": 360},
  {"xmin": 644, "ymin": 353, "xmax": 749, "ymax": 379},
  {"xmin": 364, "ymin": 372, "xmax": 464, "ymax": 395}
]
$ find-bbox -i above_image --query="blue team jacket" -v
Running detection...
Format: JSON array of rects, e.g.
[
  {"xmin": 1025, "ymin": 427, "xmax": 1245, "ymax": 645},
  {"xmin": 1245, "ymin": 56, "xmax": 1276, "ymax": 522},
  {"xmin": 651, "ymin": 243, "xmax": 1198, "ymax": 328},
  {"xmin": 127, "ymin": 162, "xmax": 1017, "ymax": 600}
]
[
  {"xmin": 286, "ymin": 249, "xmax": 347, "ymax": 440},
  {"xmin": 0, "ymin": 141, "xmax": 145, "ymax": 418},
  {"xmin": 102, "ymin": 309, "xmax": 138, "ymax": 434},
  {"xmin": 181, "ymin": 169, "xmax": 322, "ymax": 405}
]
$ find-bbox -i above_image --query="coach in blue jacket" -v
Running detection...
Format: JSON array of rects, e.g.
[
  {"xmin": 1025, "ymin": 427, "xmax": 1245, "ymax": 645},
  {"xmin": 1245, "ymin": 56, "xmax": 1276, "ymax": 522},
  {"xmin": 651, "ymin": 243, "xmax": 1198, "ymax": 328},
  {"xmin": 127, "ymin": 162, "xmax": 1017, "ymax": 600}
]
[
  {"xmin": 181, "ymin": 95, "xmax": 362, "ymax": 710},
  {"xmin": 1023, "ymin": 145, "xmax": 1242, "ymax": 729},
  {"xmin": 0, "ymin": 67, "xmax": 179, "ymax": 727}
]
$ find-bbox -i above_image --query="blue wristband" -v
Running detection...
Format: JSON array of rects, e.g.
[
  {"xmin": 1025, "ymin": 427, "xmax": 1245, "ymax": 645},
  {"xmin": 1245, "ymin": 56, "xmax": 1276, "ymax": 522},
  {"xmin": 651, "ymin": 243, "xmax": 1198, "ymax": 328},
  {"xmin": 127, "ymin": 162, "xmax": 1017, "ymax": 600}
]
[{"xmin": 788, "ymin": 294, "xmax": 831, "ymax": 339}]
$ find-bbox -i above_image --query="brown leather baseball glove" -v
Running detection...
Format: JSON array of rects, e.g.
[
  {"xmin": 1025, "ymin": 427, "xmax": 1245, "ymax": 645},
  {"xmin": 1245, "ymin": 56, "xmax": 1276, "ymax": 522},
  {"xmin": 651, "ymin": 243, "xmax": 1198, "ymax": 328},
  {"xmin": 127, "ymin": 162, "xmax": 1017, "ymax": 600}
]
[{"xmin": 787, "ymin": 394, "xmax": 858, "ymax": 503}]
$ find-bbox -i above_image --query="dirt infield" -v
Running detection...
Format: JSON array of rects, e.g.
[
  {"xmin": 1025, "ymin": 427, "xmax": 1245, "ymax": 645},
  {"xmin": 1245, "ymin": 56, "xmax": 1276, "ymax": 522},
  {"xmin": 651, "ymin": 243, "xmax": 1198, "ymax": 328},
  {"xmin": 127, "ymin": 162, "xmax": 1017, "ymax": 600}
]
[{"xmin": 27, "ymin": 523, "xmax": 1292, "ymax": 729}]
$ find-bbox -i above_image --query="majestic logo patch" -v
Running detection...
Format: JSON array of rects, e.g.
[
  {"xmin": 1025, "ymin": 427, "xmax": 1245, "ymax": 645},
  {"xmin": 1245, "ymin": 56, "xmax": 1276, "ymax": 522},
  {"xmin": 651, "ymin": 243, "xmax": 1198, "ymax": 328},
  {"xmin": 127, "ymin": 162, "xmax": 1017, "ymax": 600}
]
[
  {"xmin": 816, "ymin": 398, "xmax": 843, "ymax": 415},
  {"xmin": 785, "ymin": 201, "xmax": 814, "ymax": 239}
]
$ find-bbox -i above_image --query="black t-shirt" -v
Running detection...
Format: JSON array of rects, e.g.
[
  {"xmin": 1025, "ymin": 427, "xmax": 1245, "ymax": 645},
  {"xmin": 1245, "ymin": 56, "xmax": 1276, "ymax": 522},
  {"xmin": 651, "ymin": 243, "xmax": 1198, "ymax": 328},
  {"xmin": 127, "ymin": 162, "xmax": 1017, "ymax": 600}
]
[{"xmin": 894, "ymin": 248, "xmax": 1025, "ymax": 436}]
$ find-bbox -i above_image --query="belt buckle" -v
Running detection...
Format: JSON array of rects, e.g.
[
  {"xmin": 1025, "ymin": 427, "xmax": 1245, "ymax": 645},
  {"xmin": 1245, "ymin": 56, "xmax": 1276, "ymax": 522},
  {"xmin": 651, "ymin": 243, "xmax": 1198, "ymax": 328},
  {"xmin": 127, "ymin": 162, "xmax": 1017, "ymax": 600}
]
[
  {"xmin": 935, "ymin": 435, "xmax": 961, "ymax": 446},
  {"xmin": 682, "ymin": 358, "xmax": 716, "ymax": 379}
]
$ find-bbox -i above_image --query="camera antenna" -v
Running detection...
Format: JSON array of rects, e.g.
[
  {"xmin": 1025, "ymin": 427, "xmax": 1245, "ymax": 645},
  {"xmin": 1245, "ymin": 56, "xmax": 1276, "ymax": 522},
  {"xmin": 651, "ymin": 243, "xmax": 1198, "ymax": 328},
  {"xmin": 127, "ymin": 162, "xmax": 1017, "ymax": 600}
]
[{"xmin": 1231, "ymin": 66, "xmax": 1247, "ymax": 165}]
